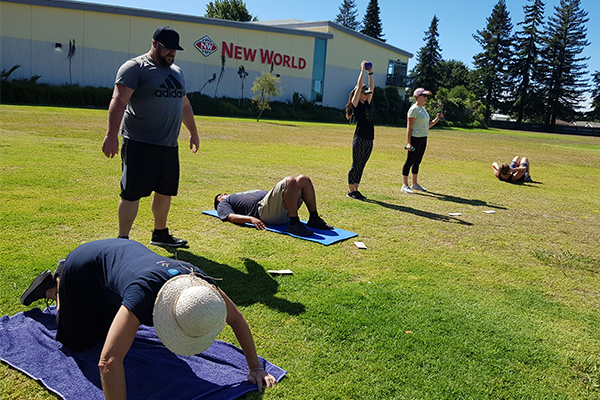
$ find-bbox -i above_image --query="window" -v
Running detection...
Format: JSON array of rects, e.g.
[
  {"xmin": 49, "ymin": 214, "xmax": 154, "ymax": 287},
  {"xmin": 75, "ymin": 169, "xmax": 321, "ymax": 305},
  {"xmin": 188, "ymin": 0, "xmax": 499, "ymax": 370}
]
[
  {"xmin": 311, "ymin": 38, "xmax": 327, "ymax": 102},
  {"xmin": 386, "ymin": 60, "xmax": 410, "ymax": 87},
  {"xmin": 388, "ymin": 60, "xmax": 407, "ymax": 76}
]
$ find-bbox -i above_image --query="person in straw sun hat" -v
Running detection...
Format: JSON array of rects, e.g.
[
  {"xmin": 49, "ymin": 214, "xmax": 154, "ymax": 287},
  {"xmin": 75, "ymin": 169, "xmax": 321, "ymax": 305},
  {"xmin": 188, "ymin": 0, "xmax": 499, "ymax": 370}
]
[
  {"xmin": 20, "ymin": 238, "xmax": 277, "ymax": 398},
  {"xmin": 153, "ymin": 273, "xmax": 227, "ymax": 356}
]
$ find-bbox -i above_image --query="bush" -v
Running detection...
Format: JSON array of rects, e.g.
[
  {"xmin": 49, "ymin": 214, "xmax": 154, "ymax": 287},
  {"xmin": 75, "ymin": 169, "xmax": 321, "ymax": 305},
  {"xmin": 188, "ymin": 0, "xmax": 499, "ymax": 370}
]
[
  {"xmin": 0, "ymin": 80, "xmax": 112, "ymax": 107},
  {"xmin": 219, "ymin": 101, "xmax": 240, "ymax": 116},
  {"xmin": 370, "ymin": 86, "xmax": 410, "ymax": 126},
  {"xmin": 428, "ymin": 86, "xmax": 486, "ymax": 128},
  {"xmin": 187, "ymin": 91, "xmax": 347, "ymax": 123},
  {"xmin": 6, "ymin": 82, "xmax": 33, "ymax": 104}
]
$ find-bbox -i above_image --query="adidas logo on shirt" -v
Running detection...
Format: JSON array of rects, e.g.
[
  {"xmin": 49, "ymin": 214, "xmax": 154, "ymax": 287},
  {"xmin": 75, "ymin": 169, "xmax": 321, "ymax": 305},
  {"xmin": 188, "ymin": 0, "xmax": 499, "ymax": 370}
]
[{"xmin": 155, "ymin": 74, "xmax": 184, "ymax": 98}]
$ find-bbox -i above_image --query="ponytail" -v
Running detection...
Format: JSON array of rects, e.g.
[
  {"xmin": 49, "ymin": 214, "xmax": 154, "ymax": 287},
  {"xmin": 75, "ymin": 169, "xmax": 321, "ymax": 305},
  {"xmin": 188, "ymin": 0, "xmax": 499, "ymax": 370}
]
[{"xmin": 345, "ymin": 88, "xmax": 356, "ymax": 120}]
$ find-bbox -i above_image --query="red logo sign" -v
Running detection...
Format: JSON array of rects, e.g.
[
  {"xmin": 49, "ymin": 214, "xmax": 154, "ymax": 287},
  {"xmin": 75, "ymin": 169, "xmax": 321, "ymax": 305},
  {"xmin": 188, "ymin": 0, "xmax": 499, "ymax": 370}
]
[
  {"xmin": 194, "ymin": 36, "xmax": 218, "ymax": 57},
  {"xmin": 221, "ymin": 42, "xmax": 306, "ymax": 70}
]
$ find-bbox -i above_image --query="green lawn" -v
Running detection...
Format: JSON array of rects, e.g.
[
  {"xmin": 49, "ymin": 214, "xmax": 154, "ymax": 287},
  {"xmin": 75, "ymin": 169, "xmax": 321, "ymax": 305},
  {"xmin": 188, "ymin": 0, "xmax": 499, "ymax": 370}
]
[{"xmin": 1, "ymin": 104, "xmax": 599, "ymax": 399}]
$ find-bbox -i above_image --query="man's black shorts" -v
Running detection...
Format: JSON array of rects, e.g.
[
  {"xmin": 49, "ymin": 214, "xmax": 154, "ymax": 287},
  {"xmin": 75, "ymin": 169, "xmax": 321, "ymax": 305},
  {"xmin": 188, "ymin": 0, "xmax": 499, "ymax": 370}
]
[{"xmin": 120, "ymin": 138, "xmax": 179, "ymax": 201}]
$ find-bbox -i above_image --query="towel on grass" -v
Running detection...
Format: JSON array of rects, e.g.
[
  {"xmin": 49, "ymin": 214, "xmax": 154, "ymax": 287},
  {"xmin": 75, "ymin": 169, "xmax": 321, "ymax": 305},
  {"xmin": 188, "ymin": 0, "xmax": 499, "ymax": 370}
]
[
  {"xmin": 0, "ymin": 307, "xmax": 286, "ymax": 400},
  {"xmin": 203, "ymin": 210, "xmax": 358, "ymax": 246}
]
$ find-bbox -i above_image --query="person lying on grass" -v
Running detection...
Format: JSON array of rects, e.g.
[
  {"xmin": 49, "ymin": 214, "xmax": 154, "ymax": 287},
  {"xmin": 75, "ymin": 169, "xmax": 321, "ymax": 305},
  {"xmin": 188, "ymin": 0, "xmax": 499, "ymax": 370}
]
[
  {"xmin": 492, "ymin": 156, "xmax": 533, "ymax": 183},
  {"xmin": 20, "ymin": 239, "xmax": 276, "ymax": 400},
  {"xmin": 214, "ymin": 175, "xmax": 333, "ymax": 237}
]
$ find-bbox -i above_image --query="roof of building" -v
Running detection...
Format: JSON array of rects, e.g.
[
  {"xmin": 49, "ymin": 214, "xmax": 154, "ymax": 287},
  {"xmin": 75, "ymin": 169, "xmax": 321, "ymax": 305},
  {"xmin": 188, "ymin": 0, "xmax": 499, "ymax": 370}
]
[
  {"xmin": 254, "ymin": 18, "xmax": 306, "ymax": 25},
  {"xmin": 256, "ymin": 19, "xmax": 413, "ymax": 58},
  {"xmin": 573, "ymin": 121, "xmax": 600, "ymax": 128}
]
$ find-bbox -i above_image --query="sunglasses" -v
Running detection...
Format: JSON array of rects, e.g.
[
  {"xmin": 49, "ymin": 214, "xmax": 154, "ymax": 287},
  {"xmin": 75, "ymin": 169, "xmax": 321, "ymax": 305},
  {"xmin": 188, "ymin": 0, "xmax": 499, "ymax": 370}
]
[{"xmin": 156, "ymin": 42, "xmax": 175, "ymax": 50}]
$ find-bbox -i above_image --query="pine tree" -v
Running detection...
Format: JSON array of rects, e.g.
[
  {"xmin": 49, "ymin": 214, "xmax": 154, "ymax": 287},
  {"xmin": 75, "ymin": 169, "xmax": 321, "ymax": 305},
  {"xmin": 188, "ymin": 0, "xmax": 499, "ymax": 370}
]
[
  {"xmin": 410, "ymin": 15, "xmax": 442, "ymax": 93},
  {"xmin": 589, "ymin": 71, "xmax": 600, "ymax": 121},
  {"xmin": 472, "ymin": 0, "xmax": 514, "ymax": 123},
  {"xmin": 361, "ymin": 0, "xmax": 385, "ymax": 42},
  {"xmin": 541, "ymin": 0, "xmax": 589, "ymax": 130},
  {"xmin": 205, "ymin": 0, "xmax": 257, "ymax": 22},
  {"xmin": 510, "ymin": 0, "xmax": 546, "ymax": 124},
  {"xmin": 335, "ymin": 0, "xmax": 360, "ymax": 31},
  {"xmin": 437, "ymin": 60, "xmax": 472, "ymax": 90}
]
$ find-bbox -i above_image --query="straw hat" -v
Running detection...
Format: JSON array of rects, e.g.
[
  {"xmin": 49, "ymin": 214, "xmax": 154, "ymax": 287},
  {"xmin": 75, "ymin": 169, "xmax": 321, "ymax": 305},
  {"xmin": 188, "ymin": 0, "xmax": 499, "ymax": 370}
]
[{"xmin": 153, "ymin": 274, "xmax": 226, "ymax": 356}]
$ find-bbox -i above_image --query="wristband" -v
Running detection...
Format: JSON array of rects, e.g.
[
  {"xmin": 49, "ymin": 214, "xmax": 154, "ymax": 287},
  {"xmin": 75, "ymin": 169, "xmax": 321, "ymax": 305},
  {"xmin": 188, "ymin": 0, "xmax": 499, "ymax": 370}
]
[
  {"xmin": 250, "ymin": 367, "xmax": 264, "ymax": 372},
  {"xmin": 368, "ymin": 72, "xmax": 373, "ymax": 75}
]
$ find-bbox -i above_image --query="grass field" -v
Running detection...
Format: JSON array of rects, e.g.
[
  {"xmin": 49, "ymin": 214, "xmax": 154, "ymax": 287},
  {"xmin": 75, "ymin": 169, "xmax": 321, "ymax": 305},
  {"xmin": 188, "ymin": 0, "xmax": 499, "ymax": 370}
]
[{"xmin": 1, "ymin": 104, "xmax": 599, "ymax": 399}]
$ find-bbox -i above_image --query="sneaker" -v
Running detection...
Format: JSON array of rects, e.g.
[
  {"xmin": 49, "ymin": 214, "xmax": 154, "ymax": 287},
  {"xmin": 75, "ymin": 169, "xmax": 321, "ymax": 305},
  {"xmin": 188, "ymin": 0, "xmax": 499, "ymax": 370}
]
[
  {"xmin": 401, "ymin": 185, "xmax": 414, "ymax": 194},
  {"xmin": 411, "ymin": 184, "xmax": 427, "ymax": 192},
  {"xmin": 347, "ymin": 191, "xmax": 366, "ymax": 201},
  {"xmin": 21, "ymin": 270, "xmax": 55, "ymax": 306},
  {"xmin": 346, "ymin": 191, "xmax": 359, "ymax": 200},
  {"xmin": 285, "ymin": 222, "xmax": 314, "ymax": 237},
  {"xmin": 150, "ymin": 228, "xmax": 188, "ymax": 247},
  {"xmin": 307, "ymin": 216, "xmax": 334, "ymax": 230},
  {"xmin": 524, "ymin": 176, "xmax": 533, "ymax": 182},
  {"xmin": 354, "ymin": 191, "xmax": 368, "ymax": 201}
]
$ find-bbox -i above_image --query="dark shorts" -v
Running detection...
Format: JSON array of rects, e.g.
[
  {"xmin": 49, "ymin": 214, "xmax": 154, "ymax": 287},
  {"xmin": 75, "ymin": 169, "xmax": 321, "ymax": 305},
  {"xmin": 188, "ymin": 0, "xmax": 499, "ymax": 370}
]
[
  {"xmin": 514, "ymin": 173, "xmax": 526, "ymax": 183},
  {"xmin": 120, "ymin": 138, "xmax": 179, "ymax": 201},
  {"xmin": 55, "ymin": 264, "xmax": 120, "ymax": 351}
]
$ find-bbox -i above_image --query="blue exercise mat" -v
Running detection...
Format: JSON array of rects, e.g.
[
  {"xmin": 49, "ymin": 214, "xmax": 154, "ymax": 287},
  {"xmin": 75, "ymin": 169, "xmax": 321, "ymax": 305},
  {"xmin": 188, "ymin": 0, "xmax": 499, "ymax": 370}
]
[
  {"xmin": 0, "ymin": 307, "xmax": 286, "ymax": 400},
  {"xmin": 203, "ymin": 210, "xmax": 358, "ymax": 246}
]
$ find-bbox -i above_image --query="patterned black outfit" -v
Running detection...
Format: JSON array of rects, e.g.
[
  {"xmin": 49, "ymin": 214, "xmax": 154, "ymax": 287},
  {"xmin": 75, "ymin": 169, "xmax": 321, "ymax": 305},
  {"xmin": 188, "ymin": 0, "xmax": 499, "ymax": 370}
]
[{"xmin": 348, "ymin": 101, "xmax": 374, "ymax": 185}]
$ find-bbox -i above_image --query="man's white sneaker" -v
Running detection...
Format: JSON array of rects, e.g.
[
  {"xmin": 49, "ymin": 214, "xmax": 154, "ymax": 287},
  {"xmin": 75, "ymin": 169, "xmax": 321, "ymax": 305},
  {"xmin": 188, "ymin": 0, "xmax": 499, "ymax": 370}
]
[
  {"xmin": 401, "ymin": 185, "xmax": 414, "ymax": 194},
  {"xmin": 411, "ymin": 184, "xmax": 427, "ymax": 192}
]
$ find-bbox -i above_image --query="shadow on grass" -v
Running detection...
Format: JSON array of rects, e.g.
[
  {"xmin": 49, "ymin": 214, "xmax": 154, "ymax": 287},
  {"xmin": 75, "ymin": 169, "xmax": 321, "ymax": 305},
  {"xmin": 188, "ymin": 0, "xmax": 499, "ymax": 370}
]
[
  {"xmin": 422, "ymin": 191, "xmax": 508, "ymax": 209},
  {"xmin": 168, "ymin": 250, "xmax": 305, "ymax": 316},
  {"xmin": 366, "ymin": 199, "xmax": 473, "ymax": 225},
  {"xmin": 262, "ymin": 121, "xmax": 299, "ymax": 127},
  {"xmin": 513, "ymin": 181, "xmax": 543, "ymax": 186}
]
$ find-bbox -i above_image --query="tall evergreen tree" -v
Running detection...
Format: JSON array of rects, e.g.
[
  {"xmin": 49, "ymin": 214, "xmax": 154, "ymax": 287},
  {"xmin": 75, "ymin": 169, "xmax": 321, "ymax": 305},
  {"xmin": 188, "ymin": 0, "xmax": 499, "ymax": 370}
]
[
  {"xmin": 437, "ymin": 59, "xmax": 472, "ymax": 90},
  {"xmin": 540, "ymin": 0, "xmax": 589, "ymax": 130},
  {"xmin": 410, "ymin": 16, "xmax": 442, "ymax": 93},
  {"xmin": 510, "ymin": 0, "xmax": 546, "ymax": 124},
  {"xmin": 589, "ymin": 70, "xmax": 600, "ymax": 121},
  {"xmin": 472, "ymin": 0, "xmax": 514, "ymax": 123},
  {"xmin": 361, "ymin": 0, "xmax": 385, "ymax": 42},
  {"xmin": 335, "ymin": 0, "xmax": 360, "ymax": 31},
  {"xmin": 205, "ymin": 0, "xmax": 257, "ymax": 21}
]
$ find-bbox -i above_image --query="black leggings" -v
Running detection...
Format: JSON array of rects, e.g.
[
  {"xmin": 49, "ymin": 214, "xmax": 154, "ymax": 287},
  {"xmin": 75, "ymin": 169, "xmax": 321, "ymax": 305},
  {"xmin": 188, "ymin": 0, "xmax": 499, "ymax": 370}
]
[
  {"xmin": 348, "ymin": 135, "xmax": 373, "ymax": 185},
  {"xmin": 402, "ymin": 136, "xmax": 427, "ymax": 176}
]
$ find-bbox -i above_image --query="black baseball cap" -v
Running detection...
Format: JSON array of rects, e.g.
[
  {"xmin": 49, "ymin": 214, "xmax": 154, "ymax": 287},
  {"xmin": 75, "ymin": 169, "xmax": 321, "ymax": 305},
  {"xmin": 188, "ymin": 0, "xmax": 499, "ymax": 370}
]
[{"xmin": 153, "ymin": 26, "xmax": 184, "ymax": 51}]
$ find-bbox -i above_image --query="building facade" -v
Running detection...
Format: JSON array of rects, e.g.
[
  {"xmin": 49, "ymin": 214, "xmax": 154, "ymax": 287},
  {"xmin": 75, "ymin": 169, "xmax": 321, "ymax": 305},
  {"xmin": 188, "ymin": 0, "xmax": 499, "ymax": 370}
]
[{"xmin": 0, "ymin": 0, "xmax": 412, "ymax": 109}]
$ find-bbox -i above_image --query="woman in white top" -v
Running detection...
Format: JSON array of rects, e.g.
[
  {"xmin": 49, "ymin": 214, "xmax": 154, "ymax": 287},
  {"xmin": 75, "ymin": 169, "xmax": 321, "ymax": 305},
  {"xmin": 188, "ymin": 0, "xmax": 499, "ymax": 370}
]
[{"xmin": 401, "ymin": 88, "xmax": 443, "ymax": 194}]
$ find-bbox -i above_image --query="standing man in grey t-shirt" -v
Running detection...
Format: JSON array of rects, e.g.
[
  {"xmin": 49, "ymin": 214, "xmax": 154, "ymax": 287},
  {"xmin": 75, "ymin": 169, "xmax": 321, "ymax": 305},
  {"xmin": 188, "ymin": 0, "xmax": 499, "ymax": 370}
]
[{"xmin": 102, "ymin": 26, "xmax": 199, "ymax": 247}]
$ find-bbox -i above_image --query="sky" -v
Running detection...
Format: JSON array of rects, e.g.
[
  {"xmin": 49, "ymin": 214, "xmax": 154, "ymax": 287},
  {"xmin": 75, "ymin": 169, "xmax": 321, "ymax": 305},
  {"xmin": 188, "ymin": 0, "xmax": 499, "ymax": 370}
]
[{"xmin": 81, "ymin": 0, "xmax": 599, "ymax": 107}]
